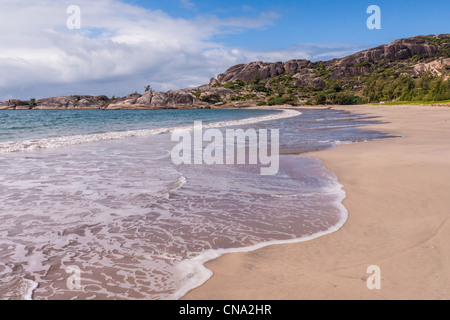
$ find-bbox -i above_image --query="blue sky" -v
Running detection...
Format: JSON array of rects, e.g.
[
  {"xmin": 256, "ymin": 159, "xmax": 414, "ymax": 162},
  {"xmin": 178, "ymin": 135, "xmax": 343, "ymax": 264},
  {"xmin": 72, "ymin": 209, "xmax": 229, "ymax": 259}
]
[
  {"xmin": 124, "ymin": 0, "xmax": 450, "ymax": 49},
  {"xmin": 0, "ymin": 0, "xmax": 448, "ymax": 100}
]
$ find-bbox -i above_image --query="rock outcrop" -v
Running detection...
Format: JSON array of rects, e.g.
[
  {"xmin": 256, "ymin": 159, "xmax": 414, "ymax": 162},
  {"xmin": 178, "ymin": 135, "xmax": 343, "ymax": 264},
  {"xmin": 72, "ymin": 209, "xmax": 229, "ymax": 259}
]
[
  {"xmin": 413, "ymin": 58, "xmax": 450, "ymax": 77},
  {"xmin": 0, "ymin": 99, "xmax": 29, "ymax": 110},
  {"xmin": 217, "ymin": 61, "xmax": 285, "ymax": 83},
  {"xmin": 104, "ymin": 86, "xmax": 235, "ymax": 110},
  {"xmin": 214, "ymin": 34, "xmax": 449, "ymax": 86},
  {"xmin": 36, "ymin": 95, "xmax": 109, "ymax": 109},
  {"xmin": 0, "ymin": 95, "xmax": 109, "ymax": 110},
  {"xmin": 293, "ymin": 69, "xmax": 326, "ymax": 89},
  {"xmin": 284, "ymin": 59, "xmax": 312, "ymax": 74},
  {"xmin": 327, "ymin": 36, "xmax": 444, "ymax": 80}
]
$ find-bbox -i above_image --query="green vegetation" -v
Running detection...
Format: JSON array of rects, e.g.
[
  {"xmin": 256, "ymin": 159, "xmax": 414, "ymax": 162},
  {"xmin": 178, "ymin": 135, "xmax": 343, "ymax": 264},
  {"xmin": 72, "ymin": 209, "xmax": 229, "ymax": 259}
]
[
  {"xmin": 223, "ymin": 80, "xmax": 245, "ymax": 90},
  {"xmin": 328, "ymin": 93, "xmax": 363, "ymax": 105},
  {"xmin": 229, "ymin": 95, "xmax": 245, "ymax": 102},
  {"xmin": 144, "ymin": 85, "xmax": 153, "ymax": 93},
  {"xmin": 353, "ymin": 61, "xmax": 371, "ymax": 68},
  {"xmin": 266, "ymin": 94, "xmax": 297, "ymax": 106},
  {"xmin": 219, "ymin": 63, "xmax": 450, "ymax": 105},
  {"xmin": 312, "ymin": 62, "xmax": 331, "ymax": 79},
  {"xmin": 423, "ymin": 36, "xmax": 450, "ymax": 57},
  {"xmin": 107, "ymin": 95, "xmax": 118, "ymax": 104},
  {"xmin": 376, "ymin": 100, "xmax": 450, "ymax": 106},
  {"xmin": 28, "ymin": 98, "xmax": 36, "ymax": 109},
  {"xmin": 249, "ymin": 83, "xmax": 269, "ymax": 92},
  {"xmin": 216, "ymin": 35, "xmax": 450, "ymax": 106},
  {"xmin": 363, "ymin": 72, "xmax": 450, "ymax": 102}
]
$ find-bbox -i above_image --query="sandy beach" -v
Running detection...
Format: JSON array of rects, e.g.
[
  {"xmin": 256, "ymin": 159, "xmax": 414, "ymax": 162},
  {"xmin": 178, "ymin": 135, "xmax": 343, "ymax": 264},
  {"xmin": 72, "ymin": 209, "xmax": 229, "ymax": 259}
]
[{"xmin": 183, "ymin": 105, "xmax": 450, "ymax": 300}]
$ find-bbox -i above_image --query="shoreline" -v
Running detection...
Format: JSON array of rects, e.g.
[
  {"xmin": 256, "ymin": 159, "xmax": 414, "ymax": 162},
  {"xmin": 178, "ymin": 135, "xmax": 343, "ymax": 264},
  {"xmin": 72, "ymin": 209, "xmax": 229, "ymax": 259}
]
[{"xmin": 183, "ymin": 104, "xmax": 450, "ymax": 300}]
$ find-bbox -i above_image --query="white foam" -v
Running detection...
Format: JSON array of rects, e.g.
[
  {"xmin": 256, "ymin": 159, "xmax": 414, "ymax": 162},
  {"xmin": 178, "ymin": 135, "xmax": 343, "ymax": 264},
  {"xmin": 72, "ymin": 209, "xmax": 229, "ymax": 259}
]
[
  {"xmin": 1, "ymin": 278, "xmax": 40, "ymax": 300},
  {"xmin": 0, "ymin": 109, "xmax": 301, "ymax": 153},
  {"xmin": 21, "ymin": 279, "xmax": 39, "ymax": 300},
  {"xmin": 169, "ymin": 162, "xmax": 348, "ymax": 300}
]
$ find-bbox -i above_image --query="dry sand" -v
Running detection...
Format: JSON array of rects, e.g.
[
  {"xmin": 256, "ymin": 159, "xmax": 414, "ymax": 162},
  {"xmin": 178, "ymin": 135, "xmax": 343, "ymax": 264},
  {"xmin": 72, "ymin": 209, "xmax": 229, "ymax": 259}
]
[{"xmin": 183, "ymin": 105, "xmax": 450, "ymax": 300}]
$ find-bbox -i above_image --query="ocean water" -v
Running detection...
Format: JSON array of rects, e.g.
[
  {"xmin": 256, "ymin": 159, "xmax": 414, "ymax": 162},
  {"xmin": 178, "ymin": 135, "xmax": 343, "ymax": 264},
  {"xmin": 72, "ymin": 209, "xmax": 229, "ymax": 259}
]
[{"xmin": 0, "ymin": 108, "xmax": 392, "ymax": 300}]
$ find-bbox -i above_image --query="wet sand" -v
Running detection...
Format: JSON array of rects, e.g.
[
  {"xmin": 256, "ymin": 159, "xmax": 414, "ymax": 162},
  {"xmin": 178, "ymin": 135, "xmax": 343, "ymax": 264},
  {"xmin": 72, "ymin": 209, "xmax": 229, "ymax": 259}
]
[{"xmin": 183, "ymin": 105, "xmax": 450, "ymax": 300}]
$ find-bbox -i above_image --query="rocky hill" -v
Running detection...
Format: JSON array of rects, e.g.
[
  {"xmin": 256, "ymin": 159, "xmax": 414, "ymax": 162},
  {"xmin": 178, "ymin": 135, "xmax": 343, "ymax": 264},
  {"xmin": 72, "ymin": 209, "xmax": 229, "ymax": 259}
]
[
  {"xmin": 1, "ymin": 34, "xmax": 449, "ymax": 110},
  {"xmin": 212, "ymin": 34, "xmax": 450, "ymax": 105}
]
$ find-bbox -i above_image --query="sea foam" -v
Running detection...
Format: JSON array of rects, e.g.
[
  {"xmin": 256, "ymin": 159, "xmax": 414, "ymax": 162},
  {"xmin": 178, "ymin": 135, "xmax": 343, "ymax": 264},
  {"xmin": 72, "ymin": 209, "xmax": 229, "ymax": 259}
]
[{"xmin": 0, "ymin": 109, "xmax": 301, "ymax": 153}]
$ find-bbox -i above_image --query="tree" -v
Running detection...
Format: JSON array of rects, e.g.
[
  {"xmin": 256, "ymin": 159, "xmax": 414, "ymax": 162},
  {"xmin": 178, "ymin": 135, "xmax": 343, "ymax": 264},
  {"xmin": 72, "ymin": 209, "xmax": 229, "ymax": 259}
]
[
  {"xmin": 29, "ymin": 98, "xmax": 36, "ymax": 109},
  {"xmin": 145, "ymin": 85, "xmax": 153, "ymax": 93},
  {"xmin": 314, "ymin": 94, "xmax": 327, "ymax": 105}
]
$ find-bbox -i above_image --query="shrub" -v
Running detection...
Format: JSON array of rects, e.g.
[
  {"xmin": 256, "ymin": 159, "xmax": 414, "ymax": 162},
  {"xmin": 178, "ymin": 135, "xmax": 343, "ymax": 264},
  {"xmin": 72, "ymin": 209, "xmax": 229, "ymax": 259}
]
[
  {"xmin": 329, "ymin": 93, "xmax": 363, "ymax": 105},
  {"xmin": 243, "ymin": 93, "xmax": 257, "ymax": 100},
  {"xmin": 229, "ymin": 95, "xmax": 245, "ymax": 102},
  {"xmin": 267, "ymin": 95, "xmax": 297, "ymax": 106},
  {"xmin": 353, "ymin": 61, "xmax": 371, "ymax": 68},
  {"xmin": 250, "ymin": 83, "xmax": 269, "ymax": 93},
  {"xmin": 29, "ymin": 98, "xmax": 36, "ymax": 109},
  {"xmin": 314, "ymin": 94, "xmax": 327, "ymax": 105},
  {"xmin": 224, "ymin": 80, "xmax": 246, "ymax": 90}
]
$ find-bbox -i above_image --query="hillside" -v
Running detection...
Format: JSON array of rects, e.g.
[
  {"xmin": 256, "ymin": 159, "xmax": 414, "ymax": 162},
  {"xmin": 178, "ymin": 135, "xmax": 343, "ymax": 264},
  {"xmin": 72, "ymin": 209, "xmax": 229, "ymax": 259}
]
[
  {"xmin": 213, "ymin": 34, "xmax": 450, "ymax": 106},
  {"xmin": 1, "ymin": 34, "xmax": 449, "ymax": 110}
]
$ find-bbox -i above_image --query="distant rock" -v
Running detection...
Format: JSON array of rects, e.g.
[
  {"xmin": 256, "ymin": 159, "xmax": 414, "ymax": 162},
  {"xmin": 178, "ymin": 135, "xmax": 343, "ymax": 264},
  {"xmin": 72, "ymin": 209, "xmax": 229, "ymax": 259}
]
[
  {"xmin": 150, "ymin": 91, "xmax": 169, "ymax": 108},
  {"xmin": 217, "ymin": 61, "xmax": 285, "ymax": 83},
  {"xmin": 328, "ymin": 35, "xmax": 444, "ymax": 80},
  {"xmin": 106, "ymin": 93, "xmax": 144, "ymax": 109},
  {"xmin": 167, "ymin": 90, "xmax": 194, "ymax": 107},
  {"xmin": 214, "ymin": 34, "xmax": 449, "ymax": 86},
  {"xmin": 0, "ymin": 99, "xmax": 29, "ymax": 110},
  {"xmin": 209, "ymin": 78, "xmax": 219, "ymax": 86},
  {"xmin": 102, "ymin": 85, "xmax": 235, "ymax": 110},
  {"xmin": 33, "ymin": 95, "xmax": 108, "ymax": 110},
  {"xmin": 284, "ymin": 59, "xmax": 312, "ymax": 74},
  {"xmin": 293, "ymin": 69, "xmax": 326, "ymax": 89},
  {"xmin": 413, "ymin": 58, "xmax": 450, "ymax": 77},
  {"xmin": 136, "ymin": 91, "xmax": 152, "ymax": 105}
]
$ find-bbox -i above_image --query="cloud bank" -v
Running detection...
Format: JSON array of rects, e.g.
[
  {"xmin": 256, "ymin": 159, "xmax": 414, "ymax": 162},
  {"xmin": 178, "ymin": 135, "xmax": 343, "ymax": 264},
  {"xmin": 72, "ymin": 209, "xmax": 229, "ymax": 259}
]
[{"xmin": 0, "ymin": 0, "xmax": 366, "ymax": 100}]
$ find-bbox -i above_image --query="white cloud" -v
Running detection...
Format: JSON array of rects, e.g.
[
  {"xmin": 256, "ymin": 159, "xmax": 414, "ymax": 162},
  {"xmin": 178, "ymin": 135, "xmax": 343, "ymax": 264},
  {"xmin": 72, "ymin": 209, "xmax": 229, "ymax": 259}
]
[
  {"xmin": 180, "ymin": 0, "xmax": 196, "ymax": 11},
  {"xmin": 0, "ymin": 0, "xmax": 365, "ymax": 100}
]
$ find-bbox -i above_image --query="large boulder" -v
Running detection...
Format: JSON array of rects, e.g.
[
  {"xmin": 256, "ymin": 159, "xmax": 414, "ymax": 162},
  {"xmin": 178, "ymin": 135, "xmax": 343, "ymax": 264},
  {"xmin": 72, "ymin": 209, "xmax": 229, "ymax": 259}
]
[
  {"xmin": 293, "ymin": 69, "xmax": 326, "ymax": 89},
  {"xmin": 75, "ymin": 95, "xmax": 109, "ymax": 109},
  {"xmin": 217, "ymin": 61, "xmax": 285, "ymax": 83},
  {"xmin": 0, "ymin": 99, "xmax": 29, "ymax": 109},
  {"xmin": 35, "ymin": 96, "xmax": 78, "ymax": 109},
  {"xmin": 284, "ymin": 59, "xmax": 312, "ymax": 74},
  {"xmin": 197, "ymin": 85, "xmax": 235, "ymax": 102},
  {"xmin": 136, "ymin": 91, "xmax": 152, "ymax": 105},
  {"xmin": 150, "ymin": 91, "xmax": 169, "ymax": 108},
  {"xmin": 106, "ymin": 93, "xmax": 142, "ymax": 109},
  {"xmin": 167, "ymin": 90, "xmax": 194, "ymax": 107}
]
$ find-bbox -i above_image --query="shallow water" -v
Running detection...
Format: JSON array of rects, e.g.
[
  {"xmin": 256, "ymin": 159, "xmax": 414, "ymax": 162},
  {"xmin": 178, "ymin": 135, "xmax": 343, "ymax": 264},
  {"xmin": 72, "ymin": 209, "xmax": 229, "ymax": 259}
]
[{"xmin": 0, "ymin": 108, "xmax": 392, "ymax": 300}]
